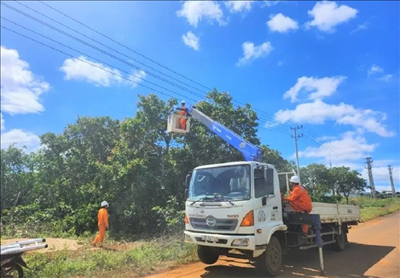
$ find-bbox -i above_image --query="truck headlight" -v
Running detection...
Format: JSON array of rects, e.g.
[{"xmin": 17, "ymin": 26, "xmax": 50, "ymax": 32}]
[{"xmin": 232, "ymin": 239, "xmax": 249, "ymax": 246}]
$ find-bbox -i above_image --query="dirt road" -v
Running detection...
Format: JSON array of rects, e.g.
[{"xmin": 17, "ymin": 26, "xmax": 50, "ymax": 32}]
[{"xmin": 146, "ymin": 211, "xmax": 400, "ymax": 278}]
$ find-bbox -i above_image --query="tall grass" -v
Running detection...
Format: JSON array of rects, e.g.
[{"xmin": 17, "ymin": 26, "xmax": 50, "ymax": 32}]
[
  {"xmin": 345, "ymin": 196, "xmax": 400, "ymax": 222},
  {"xmin": 23, "ymin": 234, "xmax": 198, "ymax": 278}
]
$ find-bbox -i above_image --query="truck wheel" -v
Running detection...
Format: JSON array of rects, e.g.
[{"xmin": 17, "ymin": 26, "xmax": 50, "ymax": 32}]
[
  {"xmin": 4, "ymin": 264, "xmax": 23, "ymax": 278},
  {"xmin": 197, "ymin": 246, "xmax": 219, "ymax": 265},
  {"xmin": 256, "ymin": 236, "xmax": 282, "ymax": 277},
  {"xmin": 333, "ymin": 230, "xmax": 346, "ymax": 251}
]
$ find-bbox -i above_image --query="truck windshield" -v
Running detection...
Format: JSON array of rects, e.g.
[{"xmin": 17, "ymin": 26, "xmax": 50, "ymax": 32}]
[{"xmin": 188, "ymin": 165, "xmax": 251, "ymax": 201}]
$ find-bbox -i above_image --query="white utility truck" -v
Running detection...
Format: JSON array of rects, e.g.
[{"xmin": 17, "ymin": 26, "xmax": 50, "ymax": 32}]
[{"xmin": 168, "ymin": 103, "xmax": 361, "ymax": 277}]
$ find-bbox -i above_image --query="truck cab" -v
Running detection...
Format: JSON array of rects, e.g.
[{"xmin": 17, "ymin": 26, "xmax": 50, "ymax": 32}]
[{"xmin": 184, "ymin": 161, "xmax": 287, "ymax": 269}]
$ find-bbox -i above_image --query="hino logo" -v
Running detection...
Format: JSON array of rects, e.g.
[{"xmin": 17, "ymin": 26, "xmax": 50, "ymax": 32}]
[{"xmin": 206, "ymin": 216, "xmax": 217, "ymax": 227}]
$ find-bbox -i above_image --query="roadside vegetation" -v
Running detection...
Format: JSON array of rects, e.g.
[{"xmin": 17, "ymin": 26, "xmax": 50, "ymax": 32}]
[
  {"xmin": 23, "ymin": 235, "xmax": 198, "ymax": 278},
  {"xmin": 348, "ymin": 196, "xmax": 400, "ymax": 222}
]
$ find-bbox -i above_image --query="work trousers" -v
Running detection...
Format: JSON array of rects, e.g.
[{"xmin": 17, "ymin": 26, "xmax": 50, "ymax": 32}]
[
  {"xmin": 290, "ymin": 202, "xmax": 312, "ymax": 234},
  {"xmin": 92, "ymin": 224, "xmax": 106, "ymax": 245}
]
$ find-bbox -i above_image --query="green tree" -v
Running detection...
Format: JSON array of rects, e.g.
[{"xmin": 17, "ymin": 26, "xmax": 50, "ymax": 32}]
[
  {"xmin": 330, "ymin": 167, "xmax": 366, "ymax": 204},
  {"xmin": 301, "ymin": 164, "xmax": 332, "ymax": 199}
]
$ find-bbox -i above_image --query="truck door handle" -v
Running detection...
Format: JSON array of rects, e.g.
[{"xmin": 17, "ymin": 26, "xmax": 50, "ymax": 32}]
[{"xmin": 273, "ymin": 206, "xmax": 278, "ymax": 209}]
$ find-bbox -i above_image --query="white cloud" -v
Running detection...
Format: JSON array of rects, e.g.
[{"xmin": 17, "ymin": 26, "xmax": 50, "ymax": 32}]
[
  {"xmin": 182, "ymin": 31, "xmax": 200, "ymax": 51},
  {"xmin": 1, "ymin": 113, "xmax": 4, "ymax": 131},
  {"xmin": 60, "ymin": 56, "xmax": 126, "ymax": 87},
  {"xmin": 1, "ymin": 46, "xmax": 50, "ymax": 115},
  {"xmin": 1, "ymin": 129, "xmax": 41, "ymax": 153},
  {"xmin": 262, "ymin": 1, "xmax": 282, "ymax": 7},
  {"xmin": 283, "ymin": 76, "xmax": 346, "ymax": 103},
  {"xmin": 299, "ymin": 131, "xmax": 378, "ymax": 162},
  {"xmin": 378, "ymin": 74, "xmax": 393, "ymax": 82},
  {"xmin": 267, "ymin": 13, "xmax": 299, "ymax": 33},
  {"xmin": 129, "ymin": 70, "xmax": 147, "ymax": 88},
  {"xmin": 176, "ymin": 1, "xmax": 225, "ymax": 28},
  {"xmin": 274, "ymin": 100, "xmax": 395, "ymax": 137},
  {"xmin": 350, "ymin": 22, "xmax": 368, "ymax": 34},
  {"xmin": 368, "ymin": 64, "xmax": 384, "ymax": 76},
  {"xmin": 306, "ymin": 1, "xmax": 358, "ymax": 33},
  {"xmin": 237, "ymin": 41, "xmax": 273, "ymax": 66},
  {"xmin": 225, "ymin": 1, "xmax": 254, "ymax": 13}
]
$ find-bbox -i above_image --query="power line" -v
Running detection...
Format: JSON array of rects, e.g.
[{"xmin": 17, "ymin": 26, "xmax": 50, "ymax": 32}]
[
  {"xmin": 2, "ymin": 2, "xmax": 206, "ymax": 102},
  {"xmin": 12, "ymin": 1, "xmax": 297, "ymax": 131},
  {"xmin": 0, "ymin": 24, "xmax": 291, "ymax": 141},
  {"xmin": 0, "ymin": 25, "xmax": 193, "ymax": 102},
  {"xmin": 1, "ymin": 17, "xmax": 198, "ymax": 103},
  {"xmin": 30, "ymin": 0, "xmax": 352, "ymax": 146},
  {"xmin": 37, "ymin": 0, "xmax": 212, "ymax": 92},
  {"xmin": 4, "ymin": 1, "xmax": 293, "ymax": 136},
  {"xmin": 12, "ymin": 0, "xmax": 208, "ymax": 98}
]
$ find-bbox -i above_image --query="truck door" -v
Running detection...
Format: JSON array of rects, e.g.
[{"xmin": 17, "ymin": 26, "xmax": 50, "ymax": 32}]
[{"xmin": 253, "ymin": 167, "xmax": 281, "ymax": 246}]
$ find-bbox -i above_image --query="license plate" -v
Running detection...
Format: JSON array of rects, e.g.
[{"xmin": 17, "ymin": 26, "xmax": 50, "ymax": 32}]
[{"xmin": 201, "ymin": 235, "xmax": 218, "ymax": 242}]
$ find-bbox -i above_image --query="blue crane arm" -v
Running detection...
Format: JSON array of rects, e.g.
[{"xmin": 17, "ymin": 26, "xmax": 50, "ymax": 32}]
[{"xmin": 182, "ymin": 105, "xmax": 263, "ymax": 162}]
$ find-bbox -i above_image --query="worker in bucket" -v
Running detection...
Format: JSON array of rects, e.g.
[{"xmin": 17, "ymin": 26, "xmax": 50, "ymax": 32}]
[
  {"xmin": 283, "ymin": 176, "xmax": 312, "ymax": 236},
  {"xmin": 180, "ymin": 100, "xmax": 187, "ymax": 130},
  {"xmin": 92, "ymin": 201, "xmax": 109, "ymax": 246}
]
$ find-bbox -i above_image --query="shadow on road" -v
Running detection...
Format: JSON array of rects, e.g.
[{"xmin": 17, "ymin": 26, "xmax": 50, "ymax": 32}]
[{"xmin": 200, "ymin": 243, "xmax": 395, "ymax": 278}]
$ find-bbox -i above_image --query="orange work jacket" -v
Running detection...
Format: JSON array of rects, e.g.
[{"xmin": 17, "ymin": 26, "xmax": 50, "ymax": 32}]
[
  {"xmin": 283, "ymin": 185, "xmax": 312, "ymax": 212},
  {"xmin": 97, "ymin": 208, "xmax": 109, "ymax": 228}
]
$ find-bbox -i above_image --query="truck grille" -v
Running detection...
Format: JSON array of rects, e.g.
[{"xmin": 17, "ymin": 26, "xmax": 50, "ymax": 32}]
[{"xmin": 190, "ymin": 217, "xmax": 238, "ymax": 231}]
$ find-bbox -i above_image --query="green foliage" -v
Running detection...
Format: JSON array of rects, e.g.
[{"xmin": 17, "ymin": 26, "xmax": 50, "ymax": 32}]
[
  {"xmin": 152, "ymin": 196, "xmax": 185, "ymax": 234},
  {"xmin": 330, "ymin": 166, "xmax": 366, "ymax": 204},
  {"xmin": 345, "ymin": 196, "xmax": 400, "ymax": 222},
  {"xmin": 298, "ymin": 164, "xmax": 367, "ymax": 204}
]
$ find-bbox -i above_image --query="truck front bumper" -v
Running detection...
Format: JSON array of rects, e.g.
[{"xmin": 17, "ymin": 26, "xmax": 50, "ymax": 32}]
[{"xmin": 184, "ymin": 230, "xmax": 256, "ymax": 250}]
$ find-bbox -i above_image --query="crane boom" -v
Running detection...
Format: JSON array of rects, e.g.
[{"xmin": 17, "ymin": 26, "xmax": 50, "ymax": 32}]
[{"xmin": 168, "ymin": 103, "xmax": 263, "ymax": 162}]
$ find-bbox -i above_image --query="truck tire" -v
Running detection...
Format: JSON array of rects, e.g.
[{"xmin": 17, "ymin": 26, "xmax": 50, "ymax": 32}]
[
  {"xmin": 333, "ymin": 230, "xmax": 346, "ymax": 251},
  {"xmin": 256, "ymin": 236, "xmax": 282, "ymax": 277},
  {"xmin": 197, "ymin": 246, "xmax": 219, "ymax": 265}
]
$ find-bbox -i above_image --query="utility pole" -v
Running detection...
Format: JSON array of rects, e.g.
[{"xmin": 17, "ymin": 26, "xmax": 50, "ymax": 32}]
[
  {"xmin": 291, "ymin": 125, "xmax": 303, "ymax": 183},
  {"xmin": 388, "ymin": 165, "xmax": 395, "ymax": 198},
  {"xmin": 365, "ymin": 157, "xmax": 376, "ymax": 198}
]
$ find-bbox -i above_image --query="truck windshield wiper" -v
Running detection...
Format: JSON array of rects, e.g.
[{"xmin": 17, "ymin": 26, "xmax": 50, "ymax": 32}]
[
  {"xmin": 225, "ymin": 199, "xmax": 235, "ymax": 206},
  {"xmin": 190, "ymin": 196, "xmax": 214, "ymax": 206}
]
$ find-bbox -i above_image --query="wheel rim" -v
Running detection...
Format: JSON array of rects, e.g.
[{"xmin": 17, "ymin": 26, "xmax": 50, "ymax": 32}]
[{"xmin": 269, "ymin": 245, "xmax": 280, "ymax": 269}]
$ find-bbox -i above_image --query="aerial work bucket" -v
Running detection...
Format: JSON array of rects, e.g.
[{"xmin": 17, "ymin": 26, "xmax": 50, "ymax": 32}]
[{"xmin": 167, "ymin": 112, "xmax": 191, "ymax": 134}]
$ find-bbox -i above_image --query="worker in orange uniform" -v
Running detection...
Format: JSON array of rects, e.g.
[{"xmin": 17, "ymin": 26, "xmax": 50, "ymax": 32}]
[
  {"xmin": 92, "ymin": 201, "xmax": 109, "ymax": 246},
  {"xmin": 283, "ymin": 176, "xmax": 312, "ymax": 236},
  {"xmin": 180, "ymin": 100, "xmax": 187, "ymax": 131}
]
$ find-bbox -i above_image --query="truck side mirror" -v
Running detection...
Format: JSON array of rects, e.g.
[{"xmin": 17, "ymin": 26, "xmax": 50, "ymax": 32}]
[
  {"xmin": 184, "ymin": 173, "xmax": 192, "ymax": 199},
  {"xmin": 262, "ymin": 196, "xmax": 267, "ymax": 206},
  {"xmin": 185, "ymin": 173, "xmax": 192, "ymax": 189}
]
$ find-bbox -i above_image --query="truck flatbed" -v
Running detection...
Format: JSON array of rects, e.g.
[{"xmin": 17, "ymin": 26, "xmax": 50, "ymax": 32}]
[{"xmin": 284, "ymin": 201, "xmax": 360, "ymax": 224}]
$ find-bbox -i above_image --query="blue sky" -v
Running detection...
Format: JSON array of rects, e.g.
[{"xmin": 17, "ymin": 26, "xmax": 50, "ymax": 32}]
[{"xmin": 1, "ymin": 0, "xmax": 399, "ymax": 191}]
